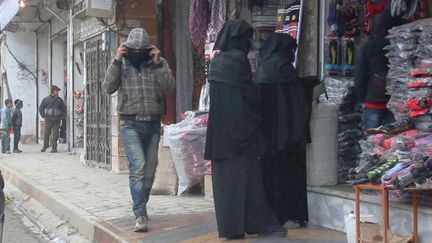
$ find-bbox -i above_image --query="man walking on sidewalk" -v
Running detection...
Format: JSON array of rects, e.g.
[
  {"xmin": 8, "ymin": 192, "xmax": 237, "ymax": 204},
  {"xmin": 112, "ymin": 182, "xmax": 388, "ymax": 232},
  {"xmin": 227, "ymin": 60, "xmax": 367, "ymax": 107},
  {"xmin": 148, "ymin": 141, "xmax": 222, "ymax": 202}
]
[
  {"xmin": 12, "ymin": 99, "xmax": 23, "ymax": 153},
  {"xmin": 0, "ymin": 99, "xmax": 13, "ymax": 154},
  {"xmin": 39, "ymin": 85, "xmax": 67, "ymax": 153},
  {"xmin": 103, "ymin": 28, "xmax": 175, "ymax": 232}
]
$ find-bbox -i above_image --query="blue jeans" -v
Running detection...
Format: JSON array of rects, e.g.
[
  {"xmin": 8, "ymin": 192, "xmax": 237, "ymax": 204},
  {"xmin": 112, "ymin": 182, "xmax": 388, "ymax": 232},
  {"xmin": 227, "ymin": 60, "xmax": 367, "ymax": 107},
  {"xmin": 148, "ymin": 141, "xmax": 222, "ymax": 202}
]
[
  {"xmin": 1, "ymin": 131, "xmax": 10, "ymax": 153},
  {"xmin": 362, "ymin": 107, "xmax": 395, "ymax": 130},
  {"xmin": 120, "ymin": 120, "xmax": 160, "ymax": 218}
]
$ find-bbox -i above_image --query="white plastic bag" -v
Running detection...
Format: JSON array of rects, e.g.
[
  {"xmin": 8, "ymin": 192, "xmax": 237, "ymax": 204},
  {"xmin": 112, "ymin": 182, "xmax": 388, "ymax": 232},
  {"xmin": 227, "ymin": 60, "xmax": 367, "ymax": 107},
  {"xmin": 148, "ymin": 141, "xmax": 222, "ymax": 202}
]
[
  {"xmin": 198, "ymin": 81, "xmax": 210, "ymax": 111},
  {"xmin": 166, "ymin": 114, "xmax": 209, "ymax": 195},
  {"xmin": 345, "ymin": 211, "xmax": 378, "ymax": 243}
]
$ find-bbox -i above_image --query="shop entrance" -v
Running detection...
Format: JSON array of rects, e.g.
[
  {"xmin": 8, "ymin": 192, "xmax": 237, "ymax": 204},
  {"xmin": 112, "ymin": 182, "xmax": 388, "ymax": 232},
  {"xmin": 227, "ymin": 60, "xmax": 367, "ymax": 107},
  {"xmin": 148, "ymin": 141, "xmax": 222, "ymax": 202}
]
[{"xmin": 84, "ymin": 37, "xmax": 111, "ymax": 169}]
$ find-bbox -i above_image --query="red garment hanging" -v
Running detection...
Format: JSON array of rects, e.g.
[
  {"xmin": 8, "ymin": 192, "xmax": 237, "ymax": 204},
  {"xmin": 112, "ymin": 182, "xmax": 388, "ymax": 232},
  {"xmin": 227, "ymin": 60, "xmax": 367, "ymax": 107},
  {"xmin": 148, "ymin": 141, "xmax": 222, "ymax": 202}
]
[
  {"xmin": 367, "ymin": 0, "xmax": 386, "ymax": 15},
  {"xmin": 365, "ymin": 0, "xmax": 386, "ymax": 35}
]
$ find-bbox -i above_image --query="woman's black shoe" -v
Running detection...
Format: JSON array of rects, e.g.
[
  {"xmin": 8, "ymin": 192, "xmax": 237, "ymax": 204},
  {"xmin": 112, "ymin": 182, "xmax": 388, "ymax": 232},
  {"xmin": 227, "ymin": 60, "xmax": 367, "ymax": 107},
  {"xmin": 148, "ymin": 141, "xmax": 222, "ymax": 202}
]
[{"xmin": 226, "ymin": 234, "xmax": 245, "ymax": 240}]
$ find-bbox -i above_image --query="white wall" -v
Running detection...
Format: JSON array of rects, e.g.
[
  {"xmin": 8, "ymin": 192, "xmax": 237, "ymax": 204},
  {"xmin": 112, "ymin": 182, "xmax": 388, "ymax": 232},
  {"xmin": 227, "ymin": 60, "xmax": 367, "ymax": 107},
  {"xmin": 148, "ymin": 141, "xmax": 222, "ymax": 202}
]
[
  {"xmin": 3, "ymin": 31, "xmax": 37, "ymax": 142},
  {"xmin": 37, "ymin": 31, "xmax": 50, "ymax": 109},
  {"xmin": 52, "ymin": 36, "xmax": 67, "ymax": 95}
]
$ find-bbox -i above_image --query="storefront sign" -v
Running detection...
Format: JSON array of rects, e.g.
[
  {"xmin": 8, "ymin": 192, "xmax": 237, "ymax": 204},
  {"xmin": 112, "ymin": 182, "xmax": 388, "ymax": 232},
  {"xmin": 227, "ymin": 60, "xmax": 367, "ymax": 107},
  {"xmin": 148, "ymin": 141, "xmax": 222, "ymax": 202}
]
[
  {"xmin": 0, "ymin": 0, "xmax": 19, "ymax": 31},
  {"xmin": 86, "ymin": 0, "xmax": 114, "ymax": 18}
]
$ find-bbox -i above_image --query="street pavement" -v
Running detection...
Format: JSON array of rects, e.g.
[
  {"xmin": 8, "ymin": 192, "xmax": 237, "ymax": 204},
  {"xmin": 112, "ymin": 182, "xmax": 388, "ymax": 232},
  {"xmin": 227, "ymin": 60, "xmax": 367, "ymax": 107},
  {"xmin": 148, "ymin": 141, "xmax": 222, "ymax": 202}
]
[
  {"xmin": 3, "ymin": 204, "xmax": 46, "ymax": 243},
  {"xmin": 0, "ymin": 144, "xmax": 348, "ymax": 242}
]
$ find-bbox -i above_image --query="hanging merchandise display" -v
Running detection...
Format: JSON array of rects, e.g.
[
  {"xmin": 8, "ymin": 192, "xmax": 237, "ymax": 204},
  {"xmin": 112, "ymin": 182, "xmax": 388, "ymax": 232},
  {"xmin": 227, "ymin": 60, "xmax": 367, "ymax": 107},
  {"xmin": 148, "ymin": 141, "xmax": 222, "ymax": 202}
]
[
  {"xmin": 411, "ymin": 0, "xmax": 427, "ymax": 21},
  {"xmin": 251, "ymin": 0, "xmax": 280, "ymax": 28},
  {"xmin": 390, "ymin": 0, "xmax": 418, "ymax": 19},
  {"xmin": 324, "ymin": 36, "xmax": 356, "ymax": 77},
  {"xmin": 272, "ymin": 0, "xmax": 304, "ymax": 66},
  {"xmin": 325, "ymin": 36, "xmax": 340, "ymax": 76},
  {"xmin": 189, "ymin": 0, "xmax": 210, "ymax": 53},
  {"xmin": 341, "ymin": 37, "xmax": 355, "ymax": 76},
  {"xmin": 364, "ymin": 0, "xmax": 386, "ymax": 35},
  {"xmin": 190, "ymin": 0, "xmax": 227, "ymax": 111},
  {"xmin": 189, "ymin": 0, "xmax": 226, "ymax": 53},
  {"xmin": 324, "ymin": 0, "xmax": 362, "ymax": 77},
  {"xmin": 248, "ymin": 0, "xmax": 267, "ymax": 9},
  {"xmin": 281, "ymin": 0, "xmax": 301, "ymax": 39},
  {"xmin": 327, "ymin": 0, "xmax": 344, "ymax": 37},
  {"xmin": 343, "ymin": 0, "xmax": 362, "ymax": 37}
]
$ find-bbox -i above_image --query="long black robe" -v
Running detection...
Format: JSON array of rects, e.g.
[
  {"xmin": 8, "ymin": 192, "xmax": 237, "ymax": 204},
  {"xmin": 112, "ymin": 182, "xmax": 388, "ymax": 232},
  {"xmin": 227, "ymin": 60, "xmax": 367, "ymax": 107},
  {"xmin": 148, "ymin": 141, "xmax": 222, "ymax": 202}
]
[
  {"xmin": 258, "ymin": 81, "xmax": 312, "ymax": 225},
  {"xmin": 204, "ymin": 20, "xmax": 280, "ymax": 238},
  {"xmin": 205, "ymin": 78, "xmax": 281, "ymax": 238},
  {"xmin": 256, "ymin": 33, "xmax": 318, "ymax": 225}
]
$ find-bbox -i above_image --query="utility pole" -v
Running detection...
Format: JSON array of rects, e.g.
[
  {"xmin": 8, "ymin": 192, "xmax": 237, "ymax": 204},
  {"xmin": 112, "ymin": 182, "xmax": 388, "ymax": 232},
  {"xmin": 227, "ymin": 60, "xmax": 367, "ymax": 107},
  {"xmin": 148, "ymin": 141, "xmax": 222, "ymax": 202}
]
[{"xmin": 67, "ymin": 1, "xmax": 75, "ymax": 152}]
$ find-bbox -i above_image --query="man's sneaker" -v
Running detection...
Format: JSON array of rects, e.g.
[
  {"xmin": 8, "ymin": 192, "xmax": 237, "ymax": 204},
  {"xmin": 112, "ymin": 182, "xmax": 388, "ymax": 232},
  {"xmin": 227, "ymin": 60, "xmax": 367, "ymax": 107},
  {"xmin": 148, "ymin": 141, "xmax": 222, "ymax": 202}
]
[
  {"xmin": 4, "ymin": 151, "xmax": 11, "ymax": 155},
  {"xmin": 13, "ymin": 149, "xmax": 22, "ymax": 153},
  {"xmin": 41, "ymin": 147, "xmax": 49, "ymax": 152},
  {"xmin": 134, "ymin": 216, "xmax": 148, "ymax": 232},
  {"xmin": 51, "ymin": 149, "xmax": 58, "ymax": 153}
]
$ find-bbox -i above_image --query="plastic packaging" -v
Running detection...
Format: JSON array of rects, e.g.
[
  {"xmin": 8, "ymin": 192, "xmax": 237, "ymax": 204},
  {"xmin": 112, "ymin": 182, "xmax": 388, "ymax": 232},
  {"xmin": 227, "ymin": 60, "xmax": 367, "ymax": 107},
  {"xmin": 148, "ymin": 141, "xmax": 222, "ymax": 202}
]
[
  {"xmin": 345, "ymin": 212, "xmax": 378, "ymax": 243},
  {"xmin": 414, "ymin": 135, "xmax": 432, "ymax": 156},
  {"xmin": 415, "ymin": 121, "xmax": 432, "ymax": 132},
  {"xmin": 321, "ymin": 77, "xmax": 355, "ymax": 105},
  {"xmin": 166, "ymin": 114, "xmax": 209, "ymax": 195},
  {"xmin": 307, "ymin": 104, "xmax": 339, "ymax": 186},
  {"xmin": 198, "ymin": 82, "xmax": 210, "ymax": 111}
]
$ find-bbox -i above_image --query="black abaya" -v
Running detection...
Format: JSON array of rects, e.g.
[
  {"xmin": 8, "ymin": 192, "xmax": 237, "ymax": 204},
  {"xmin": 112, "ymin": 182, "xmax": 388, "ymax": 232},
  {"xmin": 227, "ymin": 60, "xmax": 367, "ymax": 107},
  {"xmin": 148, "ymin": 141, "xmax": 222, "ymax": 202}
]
[
  {"xmin": 204, "ymin": 20, "xmax": 280, "ymax": 239},
  {"xmin": 206, "ymin": 81, "xmax": 279, "ymax": 238},
  {"xmin": 212, "ymin": 151, "xmax": 280, "ymax": 238},
  {"xmin": 261, "ymin": 146, "xmax": 309, "ymax": 224},
  {"xmin": 256, "ymin": 33, "xmax": 318, "ymax": 225}
]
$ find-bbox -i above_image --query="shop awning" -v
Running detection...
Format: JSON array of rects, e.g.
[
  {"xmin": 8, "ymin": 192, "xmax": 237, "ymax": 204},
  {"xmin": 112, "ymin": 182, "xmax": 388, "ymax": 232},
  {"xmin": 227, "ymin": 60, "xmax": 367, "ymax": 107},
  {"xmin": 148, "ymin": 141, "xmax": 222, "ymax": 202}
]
[{"xmin": 0, "ymin": 0, "xmax": 20, "ymax": 31}]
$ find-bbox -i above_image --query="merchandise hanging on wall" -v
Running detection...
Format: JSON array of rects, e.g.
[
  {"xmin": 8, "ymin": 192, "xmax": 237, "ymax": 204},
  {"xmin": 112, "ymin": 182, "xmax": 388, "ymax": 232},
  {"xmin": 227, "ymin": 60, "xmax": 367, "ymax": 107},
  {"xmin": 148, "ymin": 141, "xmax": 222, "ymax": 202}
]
[{"xmin": 273, "ymin": 0, "xmax": 304, "ymax": 66}]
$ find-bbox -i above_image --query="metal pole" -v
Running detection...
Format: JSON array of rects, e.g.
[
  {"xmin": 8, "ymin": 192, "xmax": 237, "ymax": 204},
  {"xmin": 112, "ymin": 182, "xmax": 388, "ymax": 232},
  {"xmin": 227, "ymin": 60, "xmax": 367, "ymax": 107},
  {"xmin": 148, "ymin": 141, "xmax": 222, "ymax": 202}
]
[
  {"xmin": 48, "ymin": 20, "xmax": 53, "ymax": 88},
  {"xmin": 319, "ymin": 0, "xmax": 326, "ymax": 78},
  {"xmin": 68, "ymin": 3, "xmax": 74, "ymax": 151},
  {"xmin": 35, "ymin": 31, "xmax": 39, "ymax": 143}
]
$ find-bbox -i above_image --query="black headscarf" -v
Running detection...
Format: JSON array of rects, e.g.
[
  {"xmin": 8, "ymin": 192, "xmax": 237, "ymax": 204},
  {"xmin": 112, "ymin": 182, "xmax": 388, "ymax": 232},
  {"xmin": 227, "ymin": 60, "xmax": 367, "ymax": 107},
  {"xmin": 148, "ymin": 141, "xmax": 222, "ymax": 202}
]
[
  {"xmin": 214, "ymin": 20, "xmax": 253, "ymax": 51},
  {"xmin": 256, "ymin": 33, "xmax": 298, "ymax": 84},
  {"xmin": 208, "ymin": 20, "xmax": 253, "ymax": 87}
]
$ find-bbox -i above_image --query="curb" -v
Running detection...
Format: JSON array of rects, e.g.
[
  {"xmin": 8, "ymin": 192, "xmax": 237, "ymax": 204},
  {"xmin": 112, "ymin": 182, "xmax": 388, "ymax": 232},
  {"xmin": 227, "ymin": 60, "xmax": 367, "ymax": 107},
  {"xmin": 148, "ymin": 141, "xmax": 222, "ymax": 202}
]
[{"xmin": 0, "ymin": 163, "xmax": 135, "ymax": 243}]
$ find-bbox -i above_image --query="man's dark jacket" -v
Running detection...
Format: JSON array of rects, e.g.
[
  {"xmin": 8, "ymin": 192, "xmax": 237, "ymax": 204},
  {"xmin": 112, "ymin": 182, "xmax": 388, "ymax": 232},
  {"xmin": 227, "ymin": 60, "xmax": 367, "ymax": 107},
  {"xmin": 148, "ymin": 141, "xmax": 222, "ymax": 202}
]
[{"xmin": 39, "ymin": 95, "xmax": 67, "ymax": 122}]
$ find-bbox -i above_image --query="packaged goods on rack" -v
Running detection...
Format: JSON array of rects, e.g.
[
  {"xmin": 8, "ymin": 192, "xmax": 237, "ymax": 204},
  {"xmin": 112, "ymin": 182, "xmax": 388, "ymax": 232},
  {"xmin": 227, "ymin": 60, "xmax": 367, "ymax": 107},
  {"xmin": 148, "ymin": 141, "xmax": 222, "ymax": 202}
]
[
  {"xmin": 165, "ymin": 113, "xmax": 209, "ymax": 195},
  {"xmin": 348, "ymin": 20, "xmax": 432, "ymax": 200},
  {"xmin": 322, "ymin": 77, "xmax": 355, "ymax": 105},
  {"xmin": 322, "ymin": 77, "xmax": 362, "ymax": 182}
]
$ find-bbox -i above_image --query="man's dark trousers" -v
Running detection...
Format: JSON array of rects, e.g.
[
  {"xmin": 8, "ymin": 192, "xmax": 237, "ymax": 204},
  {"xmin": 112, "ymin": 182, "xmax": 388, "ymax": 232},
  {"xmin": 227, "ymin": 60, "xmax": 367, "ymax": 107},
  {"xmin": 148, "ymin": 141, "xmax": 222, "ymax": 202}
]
[
  {"xmin": 13, "ymin": 127, "xmax": 21, "ymax": 150},
  {"xmin": 44, "ymin": 121, "xmax": 60, "ymax": 150}
]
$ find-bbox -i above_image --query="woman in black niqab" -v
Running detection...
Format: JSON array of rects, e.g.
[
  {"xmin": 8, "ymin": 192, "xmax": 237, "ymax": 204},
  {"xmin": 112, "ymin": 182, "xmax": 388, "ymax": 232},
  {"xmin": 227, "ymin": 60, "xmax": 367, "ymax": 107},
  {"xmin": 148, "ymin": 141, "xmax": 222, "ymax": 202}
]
[
  {"xmin": 205, "ymin": 20, "xmax": 282, "ymax": 240},
  {"xmin": 257, "ymin": 33, "xmax": 319, "ymax": 227}
]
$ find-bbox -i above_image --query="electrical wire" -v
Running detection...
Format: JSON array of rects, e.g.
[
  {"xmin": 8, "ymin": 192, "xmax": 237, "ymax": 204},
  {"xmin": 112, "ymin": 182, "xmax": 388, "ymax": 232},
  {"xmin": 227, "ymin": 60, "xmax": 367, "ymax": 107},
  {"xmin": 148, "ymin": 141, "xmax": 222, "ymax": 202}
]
[
  {"xmin": 96, "ymin": 18, "xmax": 127, "ymax": 37},
  {"xmin": 4, "ymin": 41, "xmax": 38, "ymax": 84}
]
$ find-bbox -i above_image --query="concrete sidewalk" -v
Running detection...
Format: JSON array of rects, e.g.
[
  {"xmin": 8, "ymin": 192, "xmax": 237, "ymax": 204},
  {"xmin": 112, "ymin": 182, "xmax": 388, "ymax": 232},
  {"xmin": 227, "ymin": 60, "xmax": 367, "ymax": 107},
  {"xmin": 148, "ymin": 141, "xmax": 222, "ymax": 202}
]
[{"xmin": 0, "ymin": 144, "xmax": 347, "ymax": 243}]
